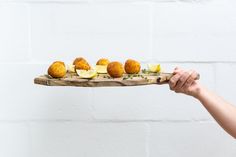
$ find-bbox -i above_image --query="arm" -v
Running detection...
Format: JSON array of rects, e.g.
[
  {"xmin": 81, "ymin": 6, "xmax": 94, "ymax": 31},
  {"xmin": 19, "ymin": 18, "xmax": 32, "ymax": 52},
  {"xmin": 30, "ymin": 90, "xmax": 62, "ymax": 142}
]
[{"xmin": 169, "ymin": 67, "xmax": 236, "ymax": 139}]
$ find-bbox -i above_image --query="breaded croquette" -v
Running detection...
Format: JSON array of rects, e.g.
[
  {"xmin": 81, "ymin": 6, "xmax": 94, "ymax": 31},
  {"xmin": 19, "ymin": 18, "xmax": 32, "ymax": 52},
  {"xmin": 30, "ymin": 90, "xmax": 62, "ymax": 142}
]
[
  {"xmin": 73, "ymin": 57, "xmax": 91, "ymax": 70},
  {"xmin": 107, "ymin": 61, "xmax": 124, "ymax": 78},
  {"xmin": 96, "ymin": 58, "xmax": 110, "ymax": 66},
  {"xmin": 48, "ymin": 61, "xmax": 66, "ymax": 78},
  {"xmin": 124, "ymin": 59, "xmax": 141, "ymax": 74}
]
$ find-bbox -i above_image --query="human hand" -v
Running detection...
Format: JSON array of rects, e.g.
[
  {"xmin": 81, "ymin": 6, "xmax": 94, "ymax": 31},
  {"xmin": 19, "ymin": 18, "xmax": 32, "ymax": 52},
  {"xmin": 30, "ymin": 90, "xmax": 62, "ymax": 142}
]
[{"xmin": 169, "ymin": 67, "xmax": 201, "ymax": 98}]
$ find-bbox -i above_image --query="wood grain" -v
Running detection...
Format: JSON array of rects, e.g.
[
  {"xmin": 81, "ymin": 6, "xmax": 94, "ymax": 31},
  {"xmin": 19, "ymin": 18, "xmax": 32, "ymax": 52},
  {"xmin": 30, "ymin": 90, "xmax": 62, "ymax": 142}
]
[{"xmin": 34, "ymin": 73, "xmax": 173, "ymax": 87}]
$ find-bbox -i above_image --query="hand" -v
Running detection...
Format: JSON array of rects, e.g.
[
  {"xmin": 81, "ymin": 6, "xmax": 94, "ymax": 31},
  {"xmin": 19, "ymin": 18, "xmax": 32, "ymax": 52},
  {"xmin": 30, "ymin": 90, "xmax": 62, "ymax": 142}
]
[{"xmin": 169, "ymin": 67, "xmax": 201, "ymax": 98}]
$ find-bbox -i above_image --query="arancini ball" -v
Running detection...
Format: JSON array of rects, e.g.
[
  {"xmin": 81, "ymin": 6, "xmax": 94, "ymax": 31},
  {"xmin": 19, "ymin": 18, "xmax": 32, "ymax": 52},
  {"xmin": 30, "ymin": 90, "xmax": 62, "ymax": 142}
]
[
  {"xmin": 107, "ymin": 61, "xmax": 124, "ymax": 78},
  {"xmin": 73, "ymin": 57, "xmax": 91, "ymax": 70},
  {"xmin": 48, "ymin": 61, "xmax": 66, "ymax": 78},
  {"xmin": 53, "ymin": 61, "xmax": 65, "ymax": 66},
  {"xmin": 124, "ymin": 59, "xmax": 141, "ymax": 74},
  {"xmin": 96, "ymin": 58, "xmax": 110, "ymax": 66}
]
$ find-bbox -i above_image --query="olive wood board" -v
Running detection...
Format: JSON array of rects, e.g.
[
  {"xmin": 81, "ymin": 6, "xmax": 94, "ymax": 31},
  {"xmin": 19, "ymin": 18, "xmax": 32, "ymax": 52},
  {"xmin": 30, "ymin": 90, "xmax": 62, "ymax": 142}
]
[{"xmin": 34, "ymin": 72, "xmax": 176, "ymax": 87}]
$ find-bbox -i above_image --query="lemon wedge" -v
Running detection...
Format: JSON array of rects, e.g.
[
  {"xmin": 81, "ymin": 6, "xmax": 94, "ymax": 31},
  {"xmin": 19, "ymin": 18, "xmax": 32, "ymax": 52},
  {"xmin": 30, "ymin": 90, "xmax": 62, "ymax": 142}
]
[
  {"xmin": 67, "ymin": 64, "xmax": 76, "ymax": 73},
  {"xmin": 95, "ymin": 65, "xmax": 107, "ymax": 74},
  {"xmin": 76, "ymin": 69, "xmax": 97, "ymax": 79},
  {"xmin": 147, "ymin": 64, "xmax": 161, "ymax": 73}
]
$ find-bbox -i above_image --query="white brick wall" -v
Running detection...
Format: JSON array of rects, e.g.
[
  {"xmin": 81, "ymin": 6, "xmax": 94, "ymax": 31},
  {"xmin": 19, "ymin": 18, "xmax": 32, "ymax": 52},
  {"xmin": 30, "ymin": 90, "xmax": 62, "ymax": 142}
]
[
  {"xmin": 0, "ymin": 0, "xmax": 236, "ymax": 157},
  {"xmin": 152, "ymin": 1, "xmax": 236, "ymax": 62},
  {"xmin": 30, "ymin": 122, "xmax": 147, "ymax": 157},
  {"xmin": 0, "ymin": 123, "xmax": 30, "ymax": 157},
  {"xmin": 30, "ymin": 3, "xmax": 152, "ymax": 63},
  {"xmin": 0, "ymin": 3, "xmax": 30, "ymax": 62},
  {"xmin": 149, "ymin": 122, "xmax": 236, "ymax": 157}
]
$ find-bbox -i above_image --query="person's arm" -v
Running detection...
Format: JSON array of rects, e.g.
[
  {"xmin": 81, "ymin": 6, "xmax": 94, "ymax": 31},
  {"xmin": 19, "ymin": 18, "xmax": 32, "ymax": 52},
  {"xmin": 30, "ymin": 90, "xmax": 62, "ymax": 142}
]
[{"xmin": 169, "ymin": 67, "xmax": 236, "ymax": 139}]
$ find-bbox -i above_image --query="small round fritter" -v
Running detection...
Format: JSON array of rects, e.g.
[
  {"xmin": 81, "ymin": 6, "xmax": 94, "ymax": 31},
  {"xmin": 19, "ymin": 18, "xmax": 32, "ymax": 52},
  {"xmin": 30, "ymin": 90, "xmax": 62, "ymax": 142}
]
[
  {"xmin": 107, "ymin": 61, "xmax": 124, "ymax": 78},
  {"xmin": 53, "ymin": 61, "xmax": 65, "ymax": 66},
  {"xmin": 48, "ymin": 61, "xmax": 66, "ymax": 78},
  {"xmin": 124, "ymin": 59, "xmax": 141, "ymax": 74},
  {"xmin": 96, "ymin": 58, "xmax": 110, "ymax": 66},
  {"xmin": 73, "ymin": 57, "xmax": 91, "ymax": 70}
]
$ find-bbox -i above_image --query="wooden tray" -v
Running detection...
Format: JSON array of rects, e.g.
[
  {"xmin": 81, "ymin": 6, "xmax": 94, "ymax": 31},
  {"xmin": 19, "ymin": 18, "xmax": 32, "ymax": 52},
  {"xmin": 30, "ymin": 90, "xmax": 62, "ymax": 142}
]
[{"xmin": 34, "ymin": 72, "xmax": 173, "ymax": 87}]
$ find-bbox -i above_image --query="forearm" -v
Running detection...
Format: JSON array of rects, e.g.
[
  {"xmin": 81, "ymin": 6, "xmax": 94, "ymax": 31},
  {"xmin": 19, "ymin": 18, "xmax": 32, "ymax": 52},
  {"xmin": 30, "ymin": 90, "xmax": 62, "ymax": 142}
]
[{"xmin": 195, "ymin": 84, "xmax": 236, "ymax": 138}]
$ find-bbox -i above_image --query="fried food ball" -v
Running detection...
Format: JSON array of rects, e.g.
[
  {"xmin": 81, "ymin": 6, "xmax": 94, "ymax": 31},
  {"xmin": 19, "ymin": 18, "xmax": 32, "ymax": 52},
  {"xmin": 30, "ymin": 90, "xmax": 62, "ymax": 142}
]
[
  {"xmin": 124, "ymin": 59, "xmax": 141, "ymax": 74},
  {"xmin": 53, "ymin": 61, "xmax": 65, "ymax": 66},
  {"xmin": 48, "ymin": 61, "xmax": 66, "ymax": 78},
  {"xmin": 73, "ymin": 57, "xmax": 91, "ymax": 70},
  {"xmin": 96, "ymin": 58, "xmax": 110, "ymax": 66},
  {"xmin": 107, "ymin": 61, "xmax": 124, "ymax": 78}
]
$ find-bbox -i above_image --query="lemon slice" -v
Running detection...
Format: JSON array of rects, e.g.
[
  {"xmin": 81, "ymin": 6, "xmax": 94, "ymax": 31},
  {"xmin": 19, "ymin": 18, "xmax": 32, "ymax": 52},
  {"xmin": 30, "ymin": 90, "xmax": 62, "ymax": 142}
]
[
  {"xmin": 76, "ymin": 69, "xmax": 97, "ymax": 78},
  {"xmin": 67, "ymin": 64, "xmax": 76, "ymax": 73},
  {"xmin": 95, "ymin": 65, "xmax": 107, "ymax": 74},
  {"xmin": 147, "ymin": 64, "xmax": 161, "ymax": 73}
]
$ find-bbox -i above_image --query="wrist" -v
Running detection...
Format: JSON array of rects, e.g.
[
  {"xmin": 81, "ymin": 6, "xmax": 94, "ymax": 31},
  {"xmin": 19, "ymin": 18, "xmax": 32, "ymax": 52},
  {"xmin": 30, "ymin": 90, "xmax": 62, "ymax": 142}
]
[{"xmin": 192, "ymin": 83, "xmax": 205, "ymax": 99}]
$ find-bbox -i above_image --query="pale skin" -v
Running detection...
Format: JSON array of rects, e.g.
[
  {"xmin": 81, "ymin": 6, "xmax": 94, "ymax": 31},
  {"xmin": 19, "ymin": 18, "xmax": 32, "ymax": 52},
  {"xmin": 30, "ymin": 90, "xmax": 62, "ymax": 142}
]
[{"xmin": 169, "ymin": 67, "xmax": 236, "ymax": 139}]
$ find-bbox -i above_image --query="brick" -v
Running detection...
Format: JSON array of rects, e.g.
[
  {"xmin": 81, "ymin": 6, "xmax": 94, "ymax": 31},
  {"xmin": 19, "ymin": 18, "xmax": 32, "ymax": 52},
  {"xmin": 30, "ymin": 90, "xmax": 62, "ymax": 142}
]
[
  {"xmin": 90, "ymin": 63, "xmax": 214, "ymax": 121},
  {"xmin": 152, "ymin": 2, "xmax": 236, "ymax": 61},
  {"xmin": 31, "ymin": 3, "xmax": 151, "ymax": 63},
  {"xmin": 29, "ymin": 122, "xmax": 147, "ymax": 157},
  {"xmin": 0, "ymin": 123, "xmax": 30, "ymax": 157},
  {"xmin": 0, "ymin": 63, "xmax": 93, "ymax": 120},
  {"xmin": 0, "ymin": 3, "xmax": 30, "ymax": 62},
  {"xmin": 149, "ymin": 122, "xmax": 236, "ymax": 157}
]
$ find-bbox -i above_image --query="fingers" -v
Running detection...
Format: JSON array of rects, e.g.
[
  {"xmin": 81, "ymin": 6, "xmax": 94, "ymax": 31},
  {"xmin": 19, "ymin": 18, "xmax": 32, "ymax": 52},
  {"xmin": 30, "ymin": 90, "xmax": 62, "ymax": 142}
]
[
  {"xmin": 182, "ymin": 75, "xmax": 194, "ymax": 90},
  {"xmin": 182, "ymin": 71, "xmax": 198, "ymax": 89},
  {"xmin": 191, "ymin": 70, "xmax": 199, "ymax": 80},
  {"xmin": 169, "ymin": 67, "xmax": 185, "ymax": 89},
  {"xmin": 169, "ymin": 68, "xmax": 198, "ymax": 92},
  {"xmin": 174, "ymin": 70, "xmax": 193, "ymax": 90},
  {"xmin": 169, "ymin": 67, "xmax": 200, "ymax": 96},
  {"xmin": 173, "ymin": 67, "xmax": 182, "ymax": 74},
  {"xmin": 169, "ymin": 72, "xmax": 182, "ymax": 90}
]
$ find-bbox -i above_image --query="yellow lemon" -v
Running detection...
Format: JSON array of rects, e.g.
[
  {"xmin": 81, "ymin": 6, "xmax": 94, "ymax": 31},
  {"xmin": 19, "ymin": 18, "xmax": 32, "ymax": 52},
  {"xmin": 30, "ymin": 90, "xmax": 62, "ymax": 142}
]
[
  {"xmin": 76, "ymin": 69, "xmax": 97, "ymax": 79},
  {"xmin": 147, "ymin": 64, "xmax": 161, "ymax": 73},
  {"xmin": 95, "ymin": 65, "xmax": 107, "ymax": 74},
  {"xmin": 67, "ymin": 64, "xmax": 76, "ymax": 73}
]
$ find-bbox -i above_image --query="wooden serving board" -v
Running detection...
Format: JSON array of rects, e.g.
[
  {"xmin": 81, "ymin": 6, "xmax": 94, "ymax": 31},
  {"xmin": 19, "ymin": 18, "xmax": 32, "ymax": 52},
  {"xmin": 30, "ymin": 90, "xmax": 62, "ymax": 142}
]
[{"xmin": 34, "ymin": 72, "xmax": 173, "ymax": 87}]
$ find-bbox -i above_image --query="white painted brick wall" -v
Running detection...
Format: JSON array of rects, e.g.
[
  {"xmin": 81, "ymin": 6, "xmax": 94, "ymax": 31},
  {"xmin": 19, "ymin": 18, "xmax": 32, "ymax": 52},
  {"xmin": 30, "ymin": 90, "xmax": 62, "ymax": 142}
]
[
  {"xmin": 0, "ymin": 0, "xmax": 236, "ymax": 157},
  {"xmin": 0, "ymin": 123, "xmax": 30, "ymax": 157},
  {"xmin": 149, "ymin": 122, "xmax": 236, "ymax": 157},
  {"xmin": 0, "ymin": 3, "xmax": 30, "ymax": 62},
  {"xmin": 30, "ymin": 122, "xmax": 147, "ymax": 157},
  {"xmin": 30, "ymin": 3, "xmax": 152, "ymax": 63},
  {"xmin": 152, "ymin": 1, "xmax": 236, "ymax": 62}
]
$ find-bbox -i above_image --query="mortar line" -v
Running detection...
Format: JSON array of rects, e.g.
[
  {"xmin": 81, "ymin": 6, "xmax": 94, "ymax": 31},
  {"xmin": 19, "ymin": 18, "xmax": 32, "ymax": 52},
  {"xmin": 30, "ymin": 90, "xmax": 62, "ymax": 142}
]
[
  {"xmin": 26, "ymin": 120, "xmax": 33, "ymax": 157},
  {"xmin": 148, "ymin": 1, "xmax": 154, "ymax": 63},
  {"xmin": 145, "ymin": 123, "xmax": 150, "ymax": 157},
  {"xmin": 212, "ymin": 62, "xmax": 217, "ymax": 91},
  {"xmin": 0, "ymin": 119, "xmax": 216, "ymax": 123},
  {"xmin": 0, "ymin": 0, "xmax": 212, "ymax": 4},
  {"xmin": 28, "ymin": 3, "xmax": 32, "ymax": 63}
]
